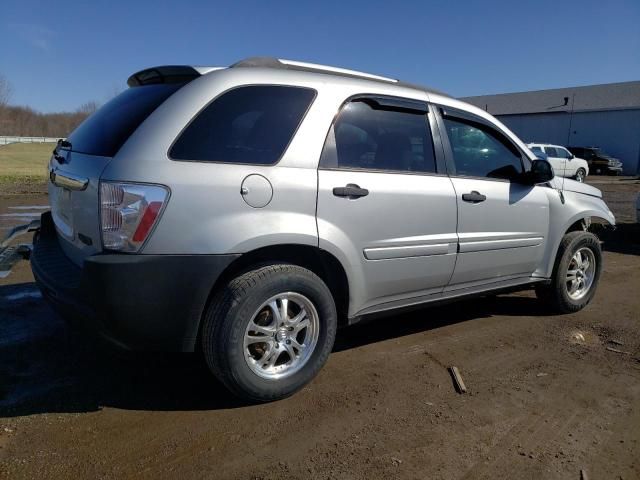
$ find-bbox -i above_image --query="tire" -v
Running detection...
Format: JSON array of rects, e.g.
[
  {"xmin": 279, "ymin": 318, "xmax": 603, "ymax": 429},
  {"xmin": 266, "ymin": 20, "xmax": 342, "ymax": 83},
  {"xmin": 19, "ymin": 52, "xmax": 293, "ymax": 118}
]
[
  {"xmin": 201, "ymin": 264, "xmax": 337, "ymax": 402},
  {"xmin": 594, "ymin": 166, "xmax": 603, "ymax": 175},
  {"xmin": 535, "ymin": 231, "xmax": 602, "ymax": 314},
  {"xmin": 574, "ymin": 168, "xmax": 586, "ymax": 183}
]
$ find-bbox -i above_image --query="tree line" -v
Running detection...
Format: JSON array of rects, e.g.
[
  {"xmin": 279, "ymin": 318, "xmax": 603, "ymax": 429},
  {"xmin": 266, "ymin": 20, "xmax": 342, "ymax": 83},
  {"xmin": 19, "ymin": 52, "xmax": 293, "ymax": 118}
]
[{"xmin": 0, "ymin": 73, "xmax": 98, "ymax": 137}]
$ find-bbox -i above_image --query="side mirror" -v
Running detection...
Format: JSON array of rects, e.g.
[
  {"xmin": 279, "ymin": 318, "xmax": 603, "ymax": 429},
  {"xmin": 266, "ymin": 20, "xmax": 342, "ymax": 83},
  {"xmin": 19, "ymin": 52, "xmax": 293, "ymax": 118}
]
[
  {"xmin": 521, "ymin": 159, "xmax": 554, "ymax": 184},
  {"xmin": 568, "ymin": 154, "xmax": 575, "ymax": 160}
]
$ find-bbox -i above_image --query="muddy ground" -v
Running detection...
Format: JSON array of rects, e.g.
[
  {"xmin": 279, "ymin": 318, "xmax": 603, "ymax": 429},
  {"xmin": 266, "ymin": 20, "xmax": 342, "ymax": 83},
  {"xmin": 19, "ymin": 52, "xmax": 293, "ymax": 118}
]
[{"xmin": 0, "ymin": 178, "xmax": 639, "ymax": 479}]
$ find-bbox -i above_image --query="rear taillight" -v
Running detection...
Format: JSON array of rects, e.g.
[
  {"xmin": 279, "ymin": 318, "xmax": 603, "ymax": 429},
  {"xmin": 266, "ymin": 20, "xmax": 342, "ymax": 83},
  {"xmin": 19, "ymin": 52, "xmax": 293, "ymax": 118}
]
[{"xmin": 100, "ymin": 182, "xmax": 169, "ymax": 252}]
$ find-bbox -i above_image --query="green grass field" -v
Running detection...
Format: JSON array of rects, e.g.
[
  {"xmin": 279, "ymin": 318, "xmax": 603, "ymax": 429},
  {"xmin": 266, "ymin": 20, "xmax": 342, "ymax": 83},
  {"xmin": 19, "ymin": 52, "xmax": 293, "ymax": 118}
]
[{"xmin": 0, "ymin": 143, "xmax": 53, "ymax": 191}]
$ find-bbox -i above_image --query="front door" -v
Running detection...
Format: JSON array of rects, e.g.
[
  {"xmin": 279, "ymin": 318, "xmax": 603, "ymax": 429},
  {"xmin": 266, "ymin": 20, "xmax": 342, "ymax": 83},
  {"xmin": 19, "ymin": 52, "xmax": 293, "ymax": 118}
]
[
  {"xmin": 544, "ymin": 146, "xmax": 568, "ymax": 177},
  {"xmin": 437, "ymin": 110, "xmax": 550, "ymax": 289},
  {"xmin": 316, "ymin": 97, "xmax": 458, "ymax": 316}
]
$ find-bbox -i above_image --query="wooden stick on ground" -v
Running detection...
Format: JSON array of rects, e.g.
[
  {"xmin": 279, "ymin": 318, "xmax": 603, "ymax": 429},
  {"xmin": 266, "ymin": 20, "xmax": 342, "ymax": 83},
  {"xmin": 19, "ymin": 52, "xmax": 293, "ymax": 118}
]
[{"xmin": 449, "ymin": 366, "xmax": 467, "ymax": 394}]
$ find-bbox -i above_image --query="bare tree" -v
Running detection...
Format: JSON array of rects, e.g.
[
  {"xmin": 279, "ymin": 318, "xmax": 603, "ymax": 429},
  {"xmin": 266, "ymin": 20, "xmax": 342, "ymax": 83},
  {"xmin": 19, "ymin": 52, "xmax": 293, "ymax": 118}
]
[
  {"xmin": 0, "ymin": 73, "xmax": 11, "ymax": 107},
  {"xmin": 77, "ymin": 101, "xmax": 99, "ymax": 115}
]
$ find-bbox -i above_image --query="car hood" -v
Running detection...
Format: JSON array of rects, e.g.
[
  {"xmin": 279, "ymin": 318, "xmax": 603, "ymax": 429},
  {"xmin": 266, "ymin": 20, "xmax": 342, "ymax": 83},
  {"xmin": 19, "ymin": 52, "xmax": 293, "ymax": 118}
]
[{"xmin": 550, "ymin": 177, "xmax": 602, "ymax": 198}]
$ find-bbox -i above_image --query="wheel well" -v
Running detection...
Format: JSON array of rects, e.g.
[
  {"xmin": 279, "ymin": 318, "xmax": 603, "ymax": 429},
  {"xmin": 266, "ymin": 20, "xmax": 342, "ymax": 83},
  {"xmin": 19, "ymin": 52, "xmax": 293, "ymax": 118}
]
[
  {"xmin": 565, "ymin": 218, "xmax": 588, "ymax": 234},
  {"xmin": 565, "ymin": 216, "xmax": 613, "ymax": 237},
  {"xmin": 206, "ymin": 244, "xmax": 350, "ymax": 326}
]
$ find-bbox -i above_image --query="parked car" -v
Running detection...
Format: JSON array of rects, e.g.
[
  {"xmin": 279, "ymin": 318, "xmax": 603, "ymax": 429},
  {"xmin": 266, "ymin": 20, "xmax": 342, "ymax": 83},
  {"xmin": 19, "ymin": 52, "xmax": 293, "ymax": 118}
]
[
  {"xmin": 29, "ymin": 57, "xmax": 615, "ymax": 402},
  {"xmin": 527, "ymin": 143, "xmax": 589, "ymax": 182},
  {"xmin": 567, "ymin": 146, "xmax": 624, "ymax": 176},
  {"xmin": 532, "ymin": 150, "xmax": 548, "ymax": 161},
  {"xmin": 637, "ymin": 193, "xmax": 640, "ymax": 223}
]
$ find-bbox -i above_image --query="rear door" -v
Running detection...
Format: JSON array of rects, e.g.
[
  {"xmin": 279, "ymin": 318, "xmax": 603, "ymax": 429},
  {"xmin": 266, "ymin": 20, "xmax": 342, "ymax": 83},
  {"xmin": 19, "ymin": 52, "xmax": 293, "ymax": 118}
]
[
  {"xmin": 49, "ymin": 83, "xmax": 182, "ymax": 265},
  {"xmin": 435, "ymin": 107, "xmax": 549, "ymax": 289},
  {"xmin": 316, "ymin": 96, "xmax": 458, "ymax": 316}
]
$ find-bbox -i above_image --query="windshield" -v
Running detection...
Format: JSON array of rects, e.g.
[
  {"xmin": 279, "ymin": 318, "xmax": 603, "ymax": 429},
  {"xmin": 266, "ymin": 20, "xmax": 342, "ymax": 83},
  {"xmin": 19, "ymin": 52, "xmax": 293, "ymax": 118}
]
[
  {"xmin": 594, "ymin": 148, "xmax": 612, "ymax": 158},
  {"xmin": 67, "ymin": 84, "xmax": 183, "ymax": 157}
]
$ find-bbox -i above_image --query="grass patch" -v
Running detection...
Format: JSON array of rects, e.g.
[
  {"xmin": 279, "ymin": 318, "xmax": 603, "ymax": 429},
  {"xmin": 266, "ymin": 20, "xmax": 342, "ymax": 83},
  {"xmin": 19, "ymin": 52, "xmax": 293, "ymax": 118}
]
[{"xmin": 0, "ymin": 143, "xmax": 53, "ymax": 193}]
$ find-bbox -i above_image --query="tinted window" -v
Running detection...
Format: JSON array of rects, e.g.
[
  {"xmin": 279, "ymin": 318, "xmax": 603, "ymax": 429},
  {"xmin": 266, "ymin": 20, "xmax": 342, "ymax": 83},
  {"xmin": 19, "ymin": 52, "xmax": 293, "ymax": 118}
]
[
  {"xmin": 68, "ymin": 84, "xmax": 182, "ymax": 157},
  {"xmin": 544, "ymin": 146, "xmax": 559, "ymax": 157},
  {"xmin": 321, "ymin": 100, "xmax": 436, "ymax": 173},
  {"xmin": 170, "ymin": 86, "xmax": 316, "ymax": 164},
  {"xmin": 443, "ymin": 117, "xmax": 523, "ymax": 180},
  {"xmin": 556, "ymin": 148, "xmax": 571, "ymax": 158},
  {"xmin": 530, "ymin": 146, "xmax": 542, "ymax": 152},
  {"xmin": 568, "ymin": 147, "xmax": 582, "ymax": 156}
]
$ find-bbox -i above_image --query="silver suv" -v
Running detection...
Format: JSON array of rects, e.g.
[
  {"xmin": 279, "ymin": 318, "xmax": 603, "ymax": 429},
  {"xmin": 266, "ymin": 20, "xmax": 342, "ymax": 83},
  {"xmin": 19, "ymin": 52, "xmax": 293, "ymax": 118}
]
[{"xmin": 31, "ymin": 57, "xmax": 615, "ymax": 402}]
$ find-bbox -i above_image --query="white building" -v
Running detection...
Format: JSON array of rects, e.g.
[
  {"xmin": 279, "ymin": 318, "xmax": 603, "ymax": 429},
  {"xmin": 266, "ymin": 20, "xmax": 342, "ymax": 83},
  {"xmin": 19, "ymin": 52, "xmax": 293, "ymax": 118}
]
[{"xmin": 462, "ymin": 81, "xmax": 640, "ymax": 174}]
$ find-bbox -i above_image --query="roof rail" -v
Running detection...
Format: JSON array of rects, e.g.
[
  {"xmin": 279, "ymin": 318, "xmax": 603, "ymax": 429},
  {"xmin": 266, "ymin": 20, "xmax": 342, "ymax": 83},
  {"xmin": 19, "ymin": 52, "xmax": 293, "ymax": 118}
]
[{"xmin": 230, "ymin": 56, "xmax": 398, "ymax": 83}]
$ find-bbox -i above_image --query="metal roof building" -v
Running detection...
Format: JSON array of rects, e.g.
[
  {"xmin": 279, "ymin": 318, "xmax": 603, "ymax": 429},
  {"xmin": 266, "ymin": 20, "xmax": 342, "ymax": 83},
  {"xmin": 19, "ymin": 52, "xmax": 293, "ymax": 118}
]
[{"xmin": 461, "ymin": 81, "xmax": 640, "ymax": 174}]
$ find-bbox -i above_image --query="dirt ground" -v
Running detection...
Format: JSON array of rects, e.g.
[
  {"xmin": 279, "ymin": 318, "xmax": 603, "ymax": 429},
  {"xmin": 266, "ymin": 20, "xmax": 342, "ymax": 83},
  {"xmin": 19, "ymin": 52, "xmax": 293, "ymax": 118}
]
[{"xmin": 1, "ymin": 178, "xmax": 639, "ymax": 479}]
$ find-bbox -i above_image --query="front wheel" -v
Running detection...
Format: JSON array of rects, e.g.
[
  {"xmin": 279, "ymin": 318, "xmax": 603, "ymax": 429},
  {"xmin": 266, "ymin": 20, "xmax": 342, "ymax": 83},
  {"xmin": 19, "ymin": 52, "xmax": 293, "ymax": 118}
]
[
  {"xmin": 575, "ymin": 168, "xmax": 586, "ymax": 183},
  {"xmin": 201, "ymin": 264, "xmax": 337, "ymax": 402},
  {"xmin": 535, "ymin": 231, "xmax": 602, "ymax": 313}
]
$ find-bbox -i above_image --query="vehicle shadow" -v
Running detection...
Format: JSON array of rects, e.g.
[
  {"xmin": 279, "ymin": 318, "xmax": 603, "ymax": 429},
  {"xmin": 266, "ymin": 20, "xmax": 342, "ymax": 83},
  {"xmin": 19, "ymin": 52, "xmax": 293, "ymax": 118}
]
[
  {"xmin": 0, "ymin": 282, "xmax": 549, "ymax": 417},
  {"xmin": 598, "ymin": 223, "xmax": 640, "ymax": 256}
]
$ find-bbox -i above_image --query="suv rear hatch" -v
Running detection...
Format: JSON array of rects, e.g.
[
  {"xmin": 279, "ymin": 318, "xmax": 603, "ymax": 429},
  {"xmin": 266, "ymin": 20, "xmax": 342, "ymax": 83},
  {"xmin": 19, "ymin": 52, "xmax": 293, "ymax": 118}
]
[{"xmin": 49, "ymin": 69, "xmax": 199, "ymax": 266}]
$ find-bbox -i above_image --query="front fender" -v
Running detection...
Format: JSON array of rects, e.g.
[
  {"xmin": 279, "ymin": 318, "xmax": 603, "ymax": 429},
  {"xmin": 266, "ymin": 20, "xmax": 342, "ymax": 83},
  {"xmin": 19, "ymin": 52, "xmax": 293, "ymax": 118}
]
[{"xmin": 535, "ymin": 190, "xmax": 615, "ymax": 278}]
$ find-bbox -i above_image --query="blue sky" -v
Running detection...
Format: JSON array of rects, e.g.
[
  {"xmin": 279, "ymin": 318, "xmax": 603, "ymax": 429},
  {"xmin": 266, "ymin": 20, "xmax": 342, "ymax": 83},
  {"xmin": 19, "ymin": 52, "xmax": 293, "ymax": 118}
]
[{"xmin": 1, "ymin": 0, "xmax": 639, "ymax": 112}]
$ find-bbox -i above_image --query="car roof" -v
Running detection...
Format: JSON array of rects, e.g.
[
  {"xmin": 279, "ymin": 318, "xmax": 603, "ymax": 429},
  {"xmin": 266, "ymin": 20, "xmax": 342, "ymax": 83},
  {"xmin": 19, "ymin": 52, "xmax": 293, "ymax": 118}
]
[
  {"xmin": 128, "ymin": 56, "xmax": 452, "ymax": 99},
  {"xmin": 527, "ymin": 143, "xmax": 568, "ymax": 148}
]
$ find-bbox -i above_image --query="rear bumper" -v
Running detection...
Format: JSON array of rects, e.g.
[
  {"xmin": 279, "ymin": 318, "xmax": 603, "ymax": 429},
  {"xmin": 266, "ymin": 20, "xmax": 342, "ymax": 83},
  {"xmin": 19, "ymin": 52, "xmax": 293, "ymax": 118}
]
[{"xmin": 31, "ymin": 212, "xmax": 238, "ymax": 351}]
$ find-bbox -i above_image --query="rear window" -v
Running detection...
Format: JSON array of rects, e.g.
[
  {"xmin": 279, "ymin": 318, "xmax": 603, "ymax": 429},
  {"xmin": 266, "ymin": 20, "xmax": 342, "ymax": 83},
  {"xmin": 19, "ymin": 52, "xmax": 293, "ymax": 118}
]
[
  {"xmin": 67, "ymin": 84, "xmax": 182, "ymax": 157},
  {"xmin": 169, "ymin": 85, "xmax": 316, "ymax": 165}
]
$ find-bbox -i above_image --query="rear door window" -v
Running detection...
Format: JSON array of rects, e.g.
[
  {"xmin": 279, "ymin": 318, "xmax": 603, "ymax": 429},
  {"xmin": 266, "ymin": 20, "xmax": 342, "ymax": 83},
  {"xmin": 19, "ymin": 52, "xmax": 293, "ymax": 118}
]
[
  {"xmin": 544, "ymin": 146, "xmax": 559, "ymax": 157},
  {"xmin": 320, "ymin": 99, "xmax": 437, "ymax": 173},
  {"xmin": 170, "ymin": 85, "xmax": 316, "ymax": 165},
  {"xmin": 67, "ymin": 84, "xmax": 182, "ymax": 157}
]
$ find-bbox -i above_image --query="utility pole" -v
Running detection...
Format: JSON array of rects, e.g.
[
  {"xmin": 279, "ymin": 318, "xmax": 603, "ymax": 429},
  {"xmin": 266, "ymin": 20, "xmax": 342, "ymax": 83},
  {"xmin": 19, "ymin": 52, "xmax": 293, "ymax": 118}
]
[{"xmin": 566, "ymin": 93, "xmax": 576, "ymax": 146}]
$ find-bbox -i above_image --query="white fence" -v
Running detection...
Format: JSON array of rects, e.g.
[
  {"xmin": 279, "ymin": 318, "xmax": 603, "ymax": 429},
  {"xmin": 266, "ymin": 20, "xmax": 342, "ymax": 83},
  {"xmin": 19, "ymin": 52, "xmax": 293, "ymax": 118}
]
[{"xmin": 0, "ymin": 136, "xmax": 64, "ymax": 145}]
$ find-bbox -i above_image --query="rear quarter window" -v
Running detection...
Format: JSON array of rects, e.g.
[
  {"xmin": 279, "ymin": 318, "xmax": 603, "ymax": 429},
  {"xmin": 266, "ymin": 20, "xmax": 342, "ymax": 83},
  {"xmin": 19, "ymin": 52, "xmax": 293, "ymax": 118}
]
[
  {"xmin": 170, "ymin": 85, "xmax": 316, "ymax": 165},
  {"xmin": 67, "ymin": 84, "xmax": 182, "ymax": 157}
]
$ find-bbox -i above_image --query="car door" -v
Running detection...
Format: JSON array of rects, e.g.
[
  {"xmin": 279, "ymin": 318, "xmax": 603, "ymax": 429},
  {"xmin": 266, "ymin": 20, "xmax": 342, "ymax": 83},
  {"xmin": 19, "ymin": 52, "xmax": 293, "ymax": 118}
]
[
  {"xmin": 316, "ymin": 96, "xmax": 458, "ymax": 316},
  {"xmin": 556, "ymin": 147, "xmax": 577, "ymax": 176},
  {"xmin": 435, "ymin": 106, "xmax": 550, "ymax": 289},
  {"xmin": 544, "ymin": 146, "xmax": 566, "ymax": 177}
]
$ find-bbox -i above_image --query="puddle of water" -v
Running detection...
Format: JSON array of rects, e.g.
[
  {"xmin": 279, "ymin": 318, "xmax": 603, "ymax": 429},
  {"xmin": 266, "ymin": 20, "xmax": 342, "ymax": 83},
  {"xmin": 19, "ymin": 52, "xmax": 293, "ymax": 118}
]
[
  {"xmin": 7, "ymin": 206, "xmax": 50, "ymax": 210},
  {"xmin": 0, "ymin": 212, "xmax": 42, "ymax": 218},
  {"xmin": 3, "ymin": 291, "xmax": 42, "ymax": 301}
]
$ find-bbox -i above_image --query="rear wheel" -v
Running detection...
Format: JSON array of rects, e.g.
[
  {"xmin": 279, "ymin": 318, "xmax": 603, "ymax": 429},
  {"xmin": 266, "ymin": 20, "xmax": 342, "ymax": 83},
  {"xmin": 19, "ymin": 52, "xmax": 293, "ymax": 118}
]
[
  {"xmin": 535, "ymin": 231, "xmax": 602, "ymax": 313},
  {"xmin": 201, "ymin": 264, "xmax": 337, "ymax": 402},
  {"xmin": 575, "ymin": 168, "xmax": 586, "ymax": 183}
]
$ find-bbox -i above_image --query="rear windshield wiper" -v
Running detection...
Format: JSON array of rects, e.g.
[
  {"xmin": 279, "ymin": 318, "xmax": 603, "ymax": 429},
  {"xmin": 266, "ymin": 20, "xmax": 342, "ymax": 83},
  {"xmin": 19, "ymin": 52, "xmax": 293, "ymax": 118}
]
[{"xmin": 52, "ymin": 139, "xmax": 72, "ymax": 163}]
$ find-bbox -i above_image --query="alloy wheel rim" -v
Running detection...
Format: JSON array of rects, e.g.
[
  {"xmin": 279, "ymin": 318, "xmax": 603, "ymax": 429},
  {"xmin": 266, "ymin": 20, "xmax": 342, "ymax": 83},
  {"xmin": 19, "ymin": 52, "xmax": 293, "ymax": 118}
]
[
  {"xmin": 566, "ymin": 247, "xmax": 596, "ymax": 300},
  {"xmin": 576, "ymin": 170, "xmax": 584, "ymax": 182},
  {"xmin": 243, "ymin": 292, "xmax": 320, "ymax": 380}
]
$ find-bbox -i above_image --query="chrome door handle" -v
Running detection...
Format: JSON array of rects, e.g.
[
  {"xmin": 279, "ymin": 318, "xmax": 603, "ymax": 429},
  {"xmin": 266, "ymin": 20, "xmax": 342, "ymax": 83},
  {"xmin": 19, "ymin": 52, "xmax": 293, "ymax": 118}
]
[{"xmin": 49, "ymin": 168, "xmax": 89, "ymax": 191}]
